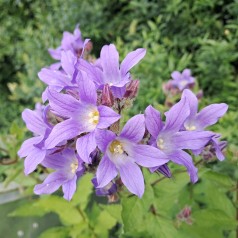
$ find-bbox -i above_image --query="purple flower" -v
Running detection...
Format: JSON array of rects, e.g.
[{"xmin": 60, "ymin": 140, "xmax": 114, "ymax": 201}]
[
  {"xmin": 182, "ymin": 89, "xmax": 228, "ymax": 131},
  {"xmin": 34, "ymin": 148, "xmax": 84, "ymax": 201},
  {"xmin": 171, "ymin": 69, "xmax": 195, "ymax": 91},
  {"xmin": 48, "ymin": 25, "xmax": 90, "ymax": 60},
  {"xmin": 18, "ymin": 104, "xmax": 52, "ymax": 175},
  {"xmin": 91, "ymin": 178, "xmax": 117, "ymax": 197},
  {"xmin": 95, "ymin": 115, "xmax": 169, "ymax": 197},
  {"xmin": 145, "ymin": 98, "xmax": 214, "ymax": 183},
  {"xmin": 77, "ymin": 44, "xmax": 146, "ymax": 98},
  {"xmin": 44, "ymin": 74, "xmax": 120, "ymax": 164}
]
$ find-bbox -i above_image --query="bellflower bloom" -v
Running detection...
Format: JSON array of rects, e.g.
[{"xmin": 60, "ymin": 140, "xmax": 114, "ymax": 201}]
[
  {"xmin": 48, "ymin": 25, "xmax": 90, "ymax": 60},
  {"xmin": 77, "ymin": 44, "xmax": 146, "ymax": 98},
  {"xmin": 45, "ymin": 75, "xmax": 120, "ymax": 163},
  {"xmin": 145, "ymin": 98, "xmax": 214, "ymax": 183},
  {"xmin": 18, "ymin": 104, "xmax": 52, "ymax": 175},
  {"xmin": 95, "ymin": 115, "xmax": 169, "ymax": 197},
  {"xmin": 34, "ymin": 149, "xmax": 84, "ymax": 201},
  {"xmin": 181, "ymin": 89, "xmax": 228, "ymax": 132},
  {"xmin": 171, "ymin": 69, "xmax": 195, "ymax": 91}
]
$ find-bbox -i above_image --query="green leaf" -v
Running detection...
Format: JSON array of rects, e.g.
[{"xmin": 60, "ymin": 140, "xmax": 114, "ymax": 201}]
[{"xmin": 38, "ymin": 227, "xmax": 69, "ymax": 238}]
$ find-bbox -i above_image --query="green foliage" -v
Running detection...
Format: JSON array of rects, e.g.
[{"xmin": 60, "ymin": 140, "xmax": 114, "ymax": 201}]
[{"xmin": 1, "ymin": 0, "xmax": 238, "ymax": 237}]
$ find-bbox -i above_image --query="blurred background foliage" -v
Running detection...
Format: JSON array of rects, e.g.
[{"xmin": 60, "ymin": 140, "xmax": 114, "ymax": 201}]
[{"xmin": 0, "ymin": 0, "xmax": 237, "ymax": 237}]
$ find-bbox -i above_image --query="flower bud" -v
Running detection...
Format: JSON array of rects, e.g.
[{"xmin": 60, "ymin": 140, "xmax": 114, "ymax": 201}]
[
  {"xmin": 124, "ymin": 80, "xmax": 139, "ymax": 99},
  {"xmin": 101, "ymin": 84, "xmax": 114, "ymax": 107},
  {"xmin": 157, "ymin": 164, "xmax": 172, "ymax": 178}
]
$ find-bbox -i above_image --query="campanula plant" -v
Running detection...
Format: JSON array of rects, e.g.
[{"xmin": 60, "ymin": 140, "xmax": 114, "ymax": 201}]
[{"xmin": 18, "ymin": 25, "xmax": 228, "ymax": 200}]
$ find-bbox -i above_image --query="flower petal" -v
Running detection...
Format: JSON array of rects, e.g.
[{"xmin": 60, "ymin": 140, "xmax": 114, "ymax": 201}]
[
  {"xmin": 24, "ymin": 147, "xmax": 46, "ymax": 175},
  {"xmin": 164, "ymin": 97, "xmax": 190, "ymax": 132},
  {"xmin": 78, "ymin": 72, "xmax": 97, "ymax": 105},
  {"xmin": 96, "ymin": 155, "xmax": 118, "ymax": 188},
  {"xmin": 62, "ymin": 175, "xmax": 77, "ymax": 201},
  {"xmin": 38, "ymin": 68, "xmax": 71, "ymax": 89},
  {"xmin": 118, "ymin": 161, "xmax": 144, "ymax": 198},
  {"xmin": 132, "ymin": 144, "xmax": 169, "ymax": 167},
  {"xmin": 95, "ymin": 129, "xmax": 116, "ymax": 153},
  {"xmin": 169, "ymin": 150, "xmax": 198, "ymax": 183},
  {"xmin": 97, "ymin": 105, "xmax": 120, "ymax": 129},
  {"xmin": 61, "ymin": 50, "xmax": 76, "ymax": 76},
  {"xmin": 45, "ymin": 119, "xmax": 83, "ymax": 149},
  {"xmin": 145, "ymin": 105, "xmax": 163, "ymax": 138},
  {"xmin": 119, "ymin": 114, "xmax": 145, "ymax": 143},
  {"xmin": 120, "ymin": 48, "xmax": 146, "ymax": 76},
  {"xmin": 47, "ymin": 88, "xmax": 81, "ymax": 118},
  {"xmin": 172, "ymin": 131, "xmax": 213, "ymax": 150},
  {"xmin": 182, "ymin": 89, "xmax": 198, "ymax": 118},
  {"xmin": 76, "ymin": 132, "xmax": 96, "ymax": 163},
  {"xmin": 100, "ymin": 44, "xmax": 120, "ymax": 84},
  {"xmin": 22, "ymin": 109, "xmax": 46, "ymax": 135},
  {"xmin": 196, "ymin": 103, "xmax": 228, "ymax": 129},
  {"xmin": 34, "ymin": 171, "xmax": 68, "ymax": 195}
]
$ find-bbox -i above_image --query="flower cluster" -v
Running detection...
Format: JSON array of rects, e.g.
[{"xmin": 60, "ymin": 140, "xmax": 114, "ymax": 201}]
[{"xmin": 18, "ymin": 25, "xmax": 228, "ymax": 200}]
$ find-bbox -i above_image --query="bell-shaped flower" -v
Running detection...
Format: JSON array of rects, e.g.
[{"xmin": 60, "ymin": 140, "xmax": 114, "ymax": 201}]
[
  {"xmin": 34, "ymin": 149, "xmax": 84, "ymax": 201},
  {"xmin": 145, "ymin": 98, "xmax": 214, "ymax": 183},
  {"xmin": 77, "ymin": 44, "xmax": 146, "ymax": 98},
  {"xmin": 181, "ymin": 89, "xmax": 228, "ymax": 132},
  {"xmin": 95, "ymin": 115, "xmax": 169, "ymax": 198},
  {"xmin": 48, "ymin": 25, "xmax": 90, "ymax": 60},
  {"xmin": 18, "ymin": 104, "xmax": 52, "ymax": 175},
  {"xmin": 44, "ymin": 75, "xmax": 120, "ymax": 163},
  {"xmin": 170, "ymin": 69, "xmax": 195, "ymax": 91}
]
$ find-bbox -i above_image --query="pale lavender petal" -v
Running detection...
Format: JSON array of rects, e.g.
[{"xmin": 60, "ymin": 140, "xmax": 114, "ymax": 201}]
[
  {"xmin": 110, "ymin": 85, "xmax": 127, "ymax": 98},
  {"xmin": 47, "ymin": 88, "xmax": 81, "ymax": 118},
  {"xmin": 132, "ymin": 144, "xmax": 169, "ymax": 167},
  {"xmin": 45, "ymin": 119, "xmax": 83, "ymax": 149},
  {"xmin": 38, "ymin": 68, "xmax": 71, "ymax": 88},
  {"xmin": 145, "ymin": 105, "xmax": 163, "ymax": 138},
  {"xmin": 164, "ymin": 97, "xmax": 190, "ymax": 132},
  {"xmin": 24, "ymin": 147, "xmax": 46, "ymax": 175},
  {"xmin": 120, "ymin": 48, "xmax": 146, "ymax": 76},
  {"xmin": 95, "ymin": 129, "xmax": 116, "ymax": 153},
  {"xmin": 18, "ymin": 136, "xmax": 43, "ymax": 158},
  {"xmin": 34, "ymin": 171, "xmax": 68, "ymax": 195},
  {"xmin": 62, "ymin": 175, "xmax": 77, "ymax": 201},
  {"xmin": 171, "ymin": 71, "xmax": 181, "ymax": 81},
  {"xmin": 76, "ymin": 132, "xmax": 96, "ymax": 163},
  {"xmin": 42, "ymin": 153, "xmax": 68, "ymax": 170},
  {"xmin": 182, "ymin": 89, "xmax": 198, "ymax": 118},
  {"xmin": 22, "ymin": 109, "xmax": 46, "ymax": 135},
  {"xmin": 78, "ymin": 72, "xmax": 97, "ymax": 105},
  {"xmin": 97, "ymin": 106, "xmax": 120, "ymax": 129},
  {"xmin": 48, "ymin": 48, "xmax": 61, "ymax": 60},
  {"xmin": 173, "ymin": 131, "xmax": 213, "ymax": 150},
  {"xmin": 118, "ymin": 161, "xmax": 144, "ymax": 198},
  {"xmin": 182, "ymin": 69, "xmax": 191, "ymax": 77},
  {"xmin": 170, "ymin": 150, "xmax": 198, "ymax": 183},
  {"xmin": 80, "ymin": 38, "xmax": 91, "ymax": 58},
  {"xmin": 196, "ymin": 103, "xmax": 228, "ymax": 129},
  {"xmin": 49, "ymin": 62, "xmax": 61, "ymax": 70},
  {"xmin": 76, "ymin": 59, "xmax": 103, "ymax": 85},
  {"xmin": 96, "ymin": 155, "xmax": 118, "ymax": 188},
  {"xmin": 61, "ymin": 50, "xmax": 76, "ymax": 76},
  {"xmin": 61, "ymin": 32, "xmax": 74, "ymax": 50},
  {"xmin": 100, "ymin": 44, "xmax": 120, "ymax": 84},
  {"xmin": 119, "ymin": 114, "xmax": 145, "ymax": 143}
]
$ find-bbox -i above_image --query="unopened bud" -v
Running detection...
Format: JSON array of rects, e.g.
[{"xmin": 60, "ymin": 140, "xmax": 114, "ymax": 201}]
[
  {"xmin": 124, "ymin": 80, "xmax": 139, "ymax": 98},
  {"xmin": 102, "ymin": 84, "xmax": 114, "ymax": 107},
  {"xmin": 157, "ymin": 164, "xmax": 172, "ymax": 178}
]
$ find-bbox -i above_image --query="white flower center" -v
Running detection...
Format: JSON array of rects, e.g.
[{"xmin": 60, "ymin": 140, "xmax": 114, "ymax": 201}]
[
  {"xmin": 185, "ymin": 125, "xmax": 196, "ymax": 131},
  {"xmin": 88, "ymin": 110, "xmax": 99, "ymax": 125},
  {"xmin": 70, "ymin": 162, "xmax": 78, "ymax": 174},
  {"xmin": 157, "ymin": 138, "xmax": 165, "ymax": 150},
  {"xmin": 109, "ymin": 140, "xmax": 124, "ymax": 154}
]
